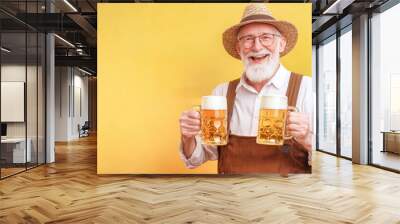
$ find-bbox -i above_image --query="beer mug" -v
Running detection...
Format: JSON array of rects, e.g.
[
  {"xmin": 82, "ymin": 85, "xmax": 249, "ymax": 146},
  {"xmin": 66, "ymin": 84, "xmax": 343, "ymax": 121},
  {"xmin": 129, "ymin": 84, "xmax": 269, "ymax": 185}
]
[
  {"xmin": 256, "ymin": 95, "xmax": 297, "ymax": 146},
  {"xmin": 199, "ymin": 96, "xmax": 228, "ymax": 145}
]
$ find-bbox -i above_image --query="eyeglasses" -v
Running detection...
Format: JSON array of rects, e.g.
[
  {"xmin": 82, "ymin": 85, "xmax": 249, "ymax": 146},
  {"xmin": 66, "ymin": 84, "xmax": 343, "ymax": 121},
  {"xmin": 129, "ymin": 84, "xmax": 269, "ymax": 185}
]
[{"xmin": 238, "ymin": 33, "xmax": 281, "ymax": 49}]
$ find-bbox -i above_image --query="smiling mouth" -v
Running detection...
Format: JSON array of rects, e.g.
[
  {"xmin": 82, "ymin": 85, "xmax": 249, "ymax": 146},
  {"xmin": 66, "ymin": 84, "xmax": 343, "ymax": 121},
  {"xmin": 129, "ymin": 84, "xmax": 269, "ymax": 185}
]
[{"xmin": 249, "ymin": 54, "xmax": 270, "ymax": 63}]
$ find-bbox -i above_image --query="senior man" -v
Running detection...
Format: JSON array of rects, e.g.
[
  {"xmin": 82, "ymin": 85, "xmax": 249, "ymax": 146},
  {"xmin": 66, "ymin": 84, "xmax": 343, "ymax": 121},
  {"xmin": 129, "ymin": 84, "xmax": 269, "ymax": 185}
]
[{"xmin": 179, "ymin": 4, "xmax": 313, "ymax": 174}]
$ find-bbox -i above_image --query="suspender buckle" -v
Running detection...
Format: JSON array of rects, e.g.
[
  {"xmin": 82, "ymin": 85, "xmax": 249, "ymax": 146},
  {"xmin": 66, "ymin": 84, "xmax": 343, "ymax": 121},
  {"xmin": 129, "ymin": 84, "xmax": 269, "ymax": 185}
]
[{"xmin": 282, "ymin": 144, "xmax": 290, "ymax": 154}]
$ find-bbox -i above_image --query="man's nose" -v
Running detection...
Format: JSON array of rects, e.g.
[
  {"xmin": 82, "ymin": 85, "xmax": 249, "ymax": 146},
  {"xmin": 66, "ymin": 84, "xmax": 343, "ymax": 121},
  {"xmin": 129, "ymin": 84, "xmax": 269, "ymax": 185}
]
[{"xmin": 252, "ymin": 37, "xmax": 263, "ymax": 51}]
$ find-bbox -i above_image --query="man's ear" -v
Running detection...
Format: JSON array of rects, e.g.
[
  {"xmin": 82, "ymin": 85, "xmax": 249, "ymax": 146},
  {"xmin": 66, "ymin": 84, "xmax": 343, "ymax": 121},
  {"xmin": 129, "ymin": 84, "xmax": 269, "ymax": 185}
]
[
  {"xmin": 235, "ymin": 42, "xmax": 241, "ymax": 56},
  {"xmin": 279, "ymin": 36, "xmax": 287, "ymax": 53}
]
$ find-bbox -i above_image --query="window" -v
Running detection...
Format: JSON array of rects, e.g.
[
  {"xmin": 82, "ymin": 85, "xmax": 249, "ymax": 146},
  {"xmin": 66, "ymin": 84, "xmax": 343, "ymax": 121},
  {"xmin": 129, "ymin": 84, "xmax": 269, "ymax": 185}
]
[
  {"xmin": 371, "ymin": 3, "xmax": 400, "ymax": 171},
  {"xmin": 317, "ymin": 36, "xmax": 337, "ymax": 154},
  {"xmin": 0, "ymin": 1, "xmax": 46, "ymax": 179},
  {"xmin": 339, "ymin": 28, "xmax": 352, "ymax": 158}
]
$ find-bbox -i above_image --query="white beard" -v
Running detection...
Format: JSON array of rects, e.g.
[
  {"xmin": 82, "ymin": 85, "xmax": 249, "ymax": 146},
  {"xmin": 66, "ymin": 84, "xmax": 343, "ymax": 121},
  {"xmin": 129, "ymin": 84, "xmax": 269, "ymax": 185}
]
[{"xmin": 241, "ymin": 46, "xmax": 280, "ymax": 83}]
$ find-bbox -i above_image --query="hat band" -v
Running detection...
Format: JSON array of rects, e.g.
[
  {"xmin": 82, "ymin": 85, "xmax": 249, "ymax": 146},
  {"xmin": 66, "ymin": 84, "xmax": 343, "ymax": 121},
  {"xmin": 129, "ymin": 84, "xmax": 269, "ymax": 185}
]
[{"xmin": 240, "ymin": 14, "xmax": 275, "ymax": 23}]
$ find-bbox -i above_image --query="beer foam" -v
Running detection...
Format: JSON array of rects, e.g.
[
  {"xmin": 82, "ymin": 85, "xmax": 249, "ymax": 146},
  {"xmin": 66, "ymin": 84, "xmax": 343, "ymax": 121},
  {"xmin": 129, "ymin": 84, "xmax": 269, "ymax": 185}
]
[
  {"xmin": 201, "ymin": 96, "xmax": 227, "ymax": 110},
  {"xmin": 260, "ymin": 95, "xmax": 287, "ymax": 109}
]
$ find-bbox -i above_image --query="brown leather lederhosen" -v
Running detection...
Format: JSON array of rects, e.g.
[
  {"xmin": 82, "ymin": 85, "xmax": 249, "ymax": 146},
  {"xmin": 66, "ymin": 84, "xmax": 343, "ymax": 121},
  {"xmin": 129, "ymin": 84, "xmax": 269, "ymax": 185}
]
[{"xmin": 217, "ymin": 73, "xmax": 311, "ymax": 174}]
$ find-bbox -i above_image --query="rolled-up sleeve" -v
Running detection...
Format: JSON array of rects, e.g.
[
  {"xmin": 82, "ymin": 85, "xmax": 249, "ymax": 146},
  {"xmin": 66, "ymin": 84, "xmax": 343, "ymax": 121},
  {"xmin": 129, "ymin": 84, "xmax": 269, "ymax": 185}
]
[
  {"xmin": 298, "ymin": 76, "xmax": 315, "ymax": 137},
  {"xmin": 179, "ymin": 135, "xmax": 218, "ymax": 169},
  {"xmin": 297, "ymin": 76, "xmax": 315, "ymax": 165}
]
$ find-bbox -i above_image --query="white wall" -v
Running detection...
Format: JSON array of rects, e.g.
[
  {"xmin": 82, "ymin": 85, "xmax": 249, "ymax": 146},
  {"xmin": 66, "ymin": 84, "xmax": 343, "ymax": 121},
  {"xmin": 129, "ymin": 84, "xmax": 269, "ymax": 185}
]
[
  {"xmin": 1, "ymin": 65, "xmax": 38, "ymax": 137},
  {"xmin": 55, "ymin": 67, "xmax": 89, "ymax": 141},
  {"xmin": 1, "ymin": 64, "xmax": 46, "ymax": 163},
  {"xmin": 55, "ymin": 67, "xmax": 70, "ymax": 141},
  {"xmin": 72, "ymin": 73, "xmax": 89, "ymax": 138},
  {"xmin": 1, "ymin": 65, "xmax": 26, "ymax": 133}
]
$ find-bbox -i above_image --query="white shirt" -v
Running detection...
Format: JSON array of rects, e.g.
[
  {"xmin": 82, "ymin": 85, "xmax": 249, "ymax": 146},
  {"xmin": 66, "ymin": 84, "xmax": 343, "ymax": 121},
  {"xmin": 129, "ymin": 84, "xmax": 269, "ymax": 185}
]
[{"xmin": 179, "ymin": 64, "xmax": 314, "ymax": 169}]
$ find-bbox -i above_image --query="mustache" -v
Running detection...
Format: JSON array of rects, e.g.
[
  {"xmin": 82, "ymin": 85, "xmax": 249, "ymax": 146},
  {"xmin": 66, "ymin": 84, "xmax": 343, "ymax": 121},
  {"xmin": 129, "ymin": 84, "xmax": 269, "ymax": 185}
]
[{"xmin": 245, "ymin": 50, "xmax": 271, "ymax": 58}]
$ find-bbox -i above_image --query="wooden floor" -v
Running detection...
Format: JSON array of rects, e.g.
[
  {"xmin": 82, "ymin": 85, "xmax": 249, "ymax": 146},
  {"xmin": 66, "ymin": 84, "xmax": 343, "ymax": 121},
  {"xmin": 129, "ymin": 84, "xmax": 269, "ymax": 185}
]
[
  {"xmin": 373, "ymin": 151, "xmax": 400, "ymax": 171},
  {"xmin": 1, "ymin": 163, "xmax": 44, "ymax": 178},
  {"xmin": 0, "ymin": 167, "xmax": 26, "ymax": 178},
  {"xmin": 1, "ymin": 135, "xmax": 400, "ymax": 223}
]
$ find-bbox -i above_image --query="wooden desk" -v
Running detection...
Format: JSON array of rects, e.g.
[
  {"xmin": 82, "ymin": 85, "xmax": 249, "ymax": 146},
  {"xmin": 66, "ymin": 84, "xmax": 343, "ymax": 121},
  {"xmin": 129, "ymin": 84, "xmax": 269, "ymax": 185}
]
[
  {"xmin": 381, "ymin": 131, "xmax": 400, "ymax": 154},
  {"xmin": 1, "ymin": 138, "xmax": 31, "ymax": 163}
]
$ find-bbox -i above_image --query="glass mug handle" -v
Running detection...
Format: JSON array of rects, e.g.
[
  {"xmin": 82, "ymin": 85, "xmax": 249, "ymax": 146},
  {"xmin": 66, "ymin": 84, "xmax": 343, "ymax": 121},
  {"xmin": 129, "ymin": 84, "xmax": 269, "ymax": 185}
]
[
  {"xmin": 192, "ymin": 105, "xmax": 201, "ymax": 134},
  {"xmin": 192, "ymin": 105, "xmax": 201, "ymax": 112},
  {"xmin": 284, "ymin": 106, "xmax": 299, "ymax": 140}
]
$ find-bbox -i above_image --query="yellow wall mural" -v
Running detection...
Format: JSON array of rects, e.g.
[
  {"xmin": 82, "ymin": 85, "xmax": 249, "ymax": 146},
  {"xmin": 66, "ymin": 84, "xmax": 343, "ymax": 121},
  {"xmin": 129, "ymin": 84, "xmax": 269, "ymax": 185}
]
[{"xmin": 98, "ymin": 3, "xmax": 311, "ymax": 174}]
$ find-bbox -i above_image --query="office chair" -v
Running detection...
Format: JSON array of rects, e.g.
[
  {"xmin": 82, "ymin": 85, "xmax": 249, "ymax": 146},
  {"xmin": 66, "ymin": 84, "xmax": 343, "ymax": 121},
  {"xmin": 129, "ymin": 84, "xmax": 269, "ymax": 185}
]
[{"xmin": 79, "ymin": 121, "xmax": 90, "ymax": 138}]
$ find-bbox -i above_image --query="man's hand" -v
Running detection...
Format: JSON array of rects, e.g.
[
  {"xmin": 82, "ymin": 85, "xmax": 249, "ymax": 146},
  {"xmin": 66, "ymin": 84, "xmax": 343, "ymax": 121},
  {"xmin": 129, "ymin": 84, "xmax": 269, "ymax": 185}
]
[
  {"xmin": 179, "ymin": 110, "xmax": 201, "ymax": 139},
  {"xmin": 286, "ymin": 111, "xmax": 312, "ymax": 151},
  {"xmin": 179, "ymin": 110, "xmax": 201, "ymax": 158}
]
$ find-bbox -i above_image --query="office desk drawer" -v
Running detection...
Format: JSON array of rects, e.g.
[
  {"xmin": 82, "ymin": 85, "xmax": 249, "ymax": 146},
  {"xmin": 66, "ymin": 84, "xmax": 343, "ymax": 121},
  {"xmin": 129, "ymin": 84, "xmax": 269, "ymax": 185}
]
[{"xmin": 383, "ymin": 132, "xmax": 400, "ymax": 154}]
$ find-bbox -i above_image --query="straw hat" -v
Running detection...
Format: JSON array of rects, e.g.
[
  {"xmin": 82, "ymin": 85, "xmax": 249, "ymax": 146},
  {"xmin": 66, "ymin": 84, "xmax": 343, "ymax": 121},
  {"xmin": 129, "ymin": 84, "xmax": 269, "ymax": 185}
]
[{"xmin": 223, "ymin": 3, "xmax": 298, "ymax": 59}]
